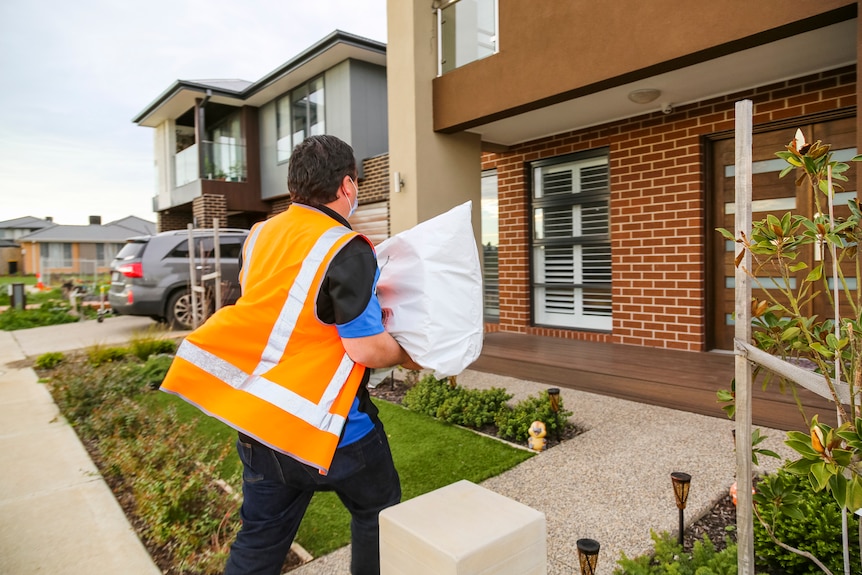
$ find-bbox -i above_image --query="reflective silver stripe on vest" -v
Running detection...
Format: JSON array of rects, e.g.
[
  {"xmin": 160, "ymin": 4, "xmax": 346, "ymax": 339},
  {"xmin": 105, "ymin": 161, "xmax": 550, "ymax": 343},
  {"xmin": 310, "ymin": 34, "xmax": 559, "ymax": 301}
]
[
  {"xmin": 177, "ymin": 339, "xmax": 349, "ymax": 436},
  {"xmin": 240, "ymin": 220, "xmax": 267, "ymax": 294},
  {"xmin": 254, "ymin": 226, "xmax": 353, "ymax": 376}
]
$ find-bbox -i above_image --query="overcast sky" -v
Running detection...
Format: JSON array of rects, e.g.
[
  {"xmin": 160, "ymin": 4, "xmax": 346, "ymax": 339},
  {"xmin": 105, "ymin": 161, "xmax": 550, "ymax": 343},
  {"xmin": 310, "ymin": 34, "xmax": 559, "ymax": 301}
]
[{"xmin": 0, "ymin": 0, "xmax": 387, "ymax": 226}]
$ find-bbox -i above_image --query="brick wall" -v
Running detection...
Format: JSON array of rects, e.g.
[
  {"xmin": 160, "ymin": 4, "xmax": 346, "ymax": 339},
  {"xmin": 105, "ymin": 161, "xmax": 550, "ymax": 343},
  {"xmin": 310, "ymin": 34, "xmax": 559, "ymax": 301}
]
[
  {"xmin": 484, "ymin": 66, "xmax": 856, "ymax": 351},
  {"xmin": 193, "ymin": 194, "xmax": 228, "ymax": 229},
  {"xmin": 157, "ymin": 211, "xmax": 193, "ymax": 233},
  {"xmin": 360, "ymin": 153, "xmax": 390, "ymax": 203}
]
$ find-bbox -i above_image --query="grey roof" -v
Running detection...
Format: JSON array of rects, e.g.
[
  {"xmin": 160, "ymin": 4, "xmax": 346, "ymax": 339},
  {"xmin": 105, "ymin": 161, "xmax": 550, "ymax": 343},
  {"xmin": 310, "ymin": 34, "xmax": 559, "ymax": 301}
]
[
  {"xmin": 0, "ymin": 239, "xmax": 19, "ymax": 248},
  {"xmin": 105, "ymin": 216, "xmax": 156, "ymax": 236},
  {"xmin": 18, "ymin": 217, "xmax": 156, "ymax": 243},
  {"xmin": 0, "ymin": 216, "xmax": 56, "ymax": 231}
]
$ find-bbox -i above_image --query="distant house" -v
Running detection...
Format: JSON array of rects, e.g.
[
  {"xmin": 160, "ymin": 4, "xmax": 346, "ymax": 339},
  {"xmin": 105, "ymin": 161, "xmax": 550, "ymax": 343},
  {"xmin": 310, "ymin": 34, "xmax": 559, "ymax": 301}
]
[
  {"xmin": 0, "ymin": 216, "xmax": 56, "ymax": 275},
  {"xmin": 17, "ymin": 215, "xmax": 156, "ymax": 279},
  {"xmin": 133, "ymin": 30, "xmax": 391, "ymax": 243}
]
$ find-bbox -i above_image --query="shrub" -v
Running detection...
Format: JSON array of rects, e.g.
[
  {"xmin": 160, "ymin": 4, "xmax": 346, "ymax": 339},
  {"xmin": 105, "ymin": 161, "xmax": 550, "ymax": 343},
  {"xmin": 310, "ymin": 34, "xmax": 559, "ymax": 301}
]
[
  {"xmin": 494, "ymin": 391, "xmax": 573, "ymax": 443},
  {"xmin": 97, "ymin": 403, "xmax": 240, "ymax": 573},
  {"xmin": 614, "ymin": 531, "xmax": 737, "ymax": 575},
  {"xmin": 46, "ymin": 354, "xmax": 239, "ymax": 574},
  {"xmin": 403, "ymin": 373, "xmax": 575, "ymax": 445},
  {"xmin": 124, "ymin": 354, "xmax": 175, "ymax": 390},
  {"xmin": 403, "ymin": 374, "xmax": 459, "ymax": 416},
  {"xmin": 128, "ymin": 334, "xmax": 177, "ymax": 362},
  {"xmin": 87, "ymin": 344, "xmax": 128, "ymax": 367},
  {"xmin": 754, "ymin": 469, "xmax": 861, "ymax": 574},
  {"xmin": 35, "ymin": 351, "xmax": 65, "ymax": 370},
  {"xmin": 435, "ymin": 386, "xmax": 513, "ymax": 428}
]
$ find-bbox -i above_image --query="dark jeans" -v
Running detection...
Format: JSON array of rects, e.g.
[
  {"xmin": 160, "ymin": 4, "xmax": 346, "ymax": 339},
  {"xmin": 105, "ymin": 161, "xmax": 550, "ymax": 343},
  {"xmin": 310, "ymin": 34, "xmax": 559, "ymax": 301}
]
[{"xmin": 224, "ymin": 422, "xmax": 401, "ymax": 575}]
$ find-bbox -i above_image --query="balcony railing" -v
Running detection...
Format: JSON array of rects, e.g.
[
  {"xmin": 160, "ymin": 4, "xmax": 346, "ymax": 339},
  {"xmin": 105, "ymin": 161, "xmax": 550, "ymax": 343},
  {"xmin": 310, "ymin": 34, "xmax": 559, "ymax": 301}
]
[
  {"xmin": 438, "ymin": 0, "xmax": 498, "ymax": 75},
  {"xmin": 174, "ymin": 141, "xmax": 247, "ymax": 187}
]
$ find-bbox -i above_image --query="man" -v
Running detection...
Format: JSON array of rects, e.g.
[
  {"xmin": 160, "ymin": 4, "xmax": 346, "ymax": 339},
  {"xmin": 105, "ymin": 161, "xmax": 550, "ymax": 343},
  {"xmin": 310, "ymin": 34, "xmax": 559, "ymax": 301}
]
[{"xmin": 160, "ymin": 135, "xmax": 419, "ymax": 575}]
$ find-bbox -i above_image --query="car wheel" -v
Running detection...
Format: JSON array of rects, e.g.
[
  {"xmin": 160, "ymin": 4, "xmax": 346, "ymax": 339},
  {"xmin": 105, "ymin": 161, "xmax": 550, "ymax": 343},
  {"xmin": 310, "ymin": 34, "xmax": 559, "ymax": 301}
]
[{"xmin": 167, "ymin": 288, "xmax": 211, "ymax": 330}]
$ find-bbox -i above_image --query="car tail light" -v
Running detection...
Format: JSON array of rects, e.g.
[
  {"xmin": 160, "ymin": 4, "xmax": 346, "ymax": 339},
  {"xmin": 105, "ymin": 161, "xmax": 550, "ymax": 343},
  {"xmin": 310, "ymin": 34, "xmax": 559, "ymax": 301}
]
[
  {"xmin": 127, "ymin": 290, "xmax": 134, "ymax": 304},
  {"xmin": 118, "ymin": 262, "xmax": 143, "ymax": 278}
]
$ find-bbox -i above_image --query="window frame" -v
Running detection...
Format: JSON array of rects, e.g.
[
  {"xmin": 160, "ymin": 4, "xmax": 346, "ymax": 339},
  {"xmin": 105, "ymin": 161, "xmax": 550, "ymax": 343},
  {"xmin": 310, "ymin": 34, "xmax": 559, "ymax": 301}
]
[
  {"xmin": 529, "ymin": 148, "xmax": 611, "ymax": 331},
  {"xmin": 276, "ymin": 75, "xmax": 325, "ymax": 164}
]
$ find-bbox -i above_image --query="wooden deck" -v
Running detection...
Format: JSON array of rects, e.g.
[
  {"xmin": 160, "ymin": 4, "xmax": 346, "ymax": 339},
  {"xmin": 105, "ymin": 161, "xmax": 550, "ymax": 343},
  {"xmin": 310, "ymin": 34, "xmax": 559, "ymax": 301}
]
[{"xmin": 469, "ymin": 332, "xmax": 838, "ymax": 432}]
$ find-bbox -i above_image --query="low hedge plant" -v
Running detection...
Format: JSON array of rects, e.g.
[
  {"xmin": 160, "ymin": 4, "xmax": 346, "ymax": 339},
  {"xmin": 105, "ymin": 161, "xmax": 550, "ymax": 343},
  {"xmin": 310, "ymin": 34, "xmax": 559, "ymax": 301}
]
[{"xmin": 403, "ymin": 374, "xmax": 574, "ymax": 444}]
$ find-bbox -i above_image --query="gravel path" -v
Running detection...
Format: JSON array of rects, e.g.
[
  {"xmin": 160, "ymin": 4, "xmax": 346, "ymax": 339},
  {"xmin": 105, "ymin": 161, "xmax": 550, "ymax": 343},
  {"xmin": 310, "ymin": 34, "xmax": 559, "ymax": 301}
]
[{"xmin": 291, "ymin": 369, "xmax": 794, "ymax": 574}]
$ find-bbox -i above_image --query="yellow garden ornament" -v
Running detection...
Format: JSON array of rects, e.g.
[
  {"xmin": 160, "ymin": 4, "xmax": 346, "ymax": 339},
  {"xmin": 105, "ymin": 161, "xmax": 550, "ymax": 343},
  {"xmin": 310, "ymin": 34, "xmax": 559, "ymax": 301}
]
[{"xmin": 527, "ymin": 420, "xmax": 547, "ymax": 452}]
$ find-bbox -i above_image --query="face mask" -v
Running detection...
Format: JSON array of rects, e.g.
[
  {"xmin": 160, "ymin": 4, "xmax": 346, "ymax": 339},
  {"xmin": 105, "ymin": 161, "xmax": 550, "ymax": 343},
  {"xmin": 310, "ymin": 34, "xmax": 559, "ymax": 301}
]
[{"xmin": 344, "ymin": 177, "xmax": 359, "ymax": 218}]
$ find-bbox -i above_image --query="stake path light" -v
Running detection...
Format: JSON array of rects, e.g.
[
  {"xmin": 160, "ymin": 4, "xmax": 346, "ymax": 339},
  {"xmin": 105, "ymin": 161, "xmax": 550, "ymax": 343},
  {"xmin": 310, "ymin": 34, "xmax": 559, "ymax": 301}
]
[
  {"xmin": 671, "ymin": 472, "xmax": 692, "ymax": 547},
  {"xmin": 576, "ymin": 538, "xmax": 600, "ymax": 575},
  {"xmin": 547, "ymin": 388, "xmax": 560, "ymax": 413}
]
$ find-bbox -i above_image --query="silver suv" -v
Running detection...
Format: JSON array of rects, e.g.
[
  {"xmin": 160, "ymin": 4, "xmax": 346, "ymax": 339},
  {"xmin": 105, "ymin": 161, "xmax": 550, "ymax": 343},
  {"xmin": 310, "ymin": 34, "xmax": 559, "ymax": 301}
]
[{"xmin": 108, "ymin": 228, "xmax": 248, "ymax": 329}]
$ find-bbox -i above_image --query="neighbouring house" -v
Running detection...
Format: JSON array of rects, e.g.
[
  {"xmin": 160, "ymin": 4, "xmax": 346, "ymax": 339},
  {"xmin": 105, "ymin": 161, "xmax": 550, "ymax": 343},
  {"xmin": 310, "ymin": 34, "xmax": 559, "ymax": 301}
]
[
  {"xmin": 386, "ymin": 0, "xmax": 859, "ymax": 353},
  {"xmin": 17, "ymin": 215, "xmax": 156, "ymax": 279},
  {"xmin": 133, "ymin": 30, "xmax": 392, "ymax": 244},
  {"xmin": 0, "ymin": 216, "xmax": 56, "ymax": 275}
]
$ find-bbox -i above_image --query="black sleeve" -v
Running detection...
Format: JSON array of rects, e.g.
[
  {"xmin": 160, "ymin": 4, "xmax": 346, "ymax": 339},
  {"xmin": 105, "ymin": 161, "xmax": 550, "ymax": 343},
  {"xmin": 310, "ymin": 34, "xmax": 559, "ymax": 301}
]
[{"xmin": 316, "ymin": 237, "xmax": 377, "ymax": 325}]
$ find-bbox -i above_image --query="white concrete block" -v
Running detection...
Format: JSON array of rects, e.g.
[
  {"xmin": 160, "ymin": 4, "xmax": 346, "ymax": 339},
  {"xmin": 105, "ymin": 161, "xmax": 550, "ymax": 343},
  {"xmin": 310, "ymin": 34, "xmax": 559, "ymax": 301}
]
[{"xmin": 380, "ymin": 479, "xmax": 546, "ymax": 575}]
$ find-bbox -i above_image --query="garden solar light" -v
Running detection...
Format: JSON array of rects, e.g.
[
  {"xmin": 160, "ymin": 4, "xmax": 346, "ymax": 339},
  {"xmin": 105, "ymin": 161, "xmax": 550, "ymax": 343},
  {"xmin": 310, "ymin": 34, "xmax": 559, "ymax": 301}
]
[
  {"xmin": 576, "ymin": 538, "xmax": 600, "ymax": 575},
  {"xmin": 547, "ymin": 388, "xmax": 560, "ymax": 413},
  {"xmin": 671, "ymin": 472, "xmax": 691, "ymax": 546}
]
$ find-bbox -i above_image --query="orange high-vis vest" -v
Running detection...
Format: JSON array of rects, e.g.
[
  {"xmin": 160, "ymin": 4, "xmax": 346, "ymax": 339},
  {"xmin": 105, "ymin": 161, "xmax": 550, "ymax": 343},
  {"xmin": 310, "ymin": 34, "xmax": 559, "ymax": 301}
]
[{"xmin": 160, "ymin": 204, "xmax": 371, "ymax": 474}]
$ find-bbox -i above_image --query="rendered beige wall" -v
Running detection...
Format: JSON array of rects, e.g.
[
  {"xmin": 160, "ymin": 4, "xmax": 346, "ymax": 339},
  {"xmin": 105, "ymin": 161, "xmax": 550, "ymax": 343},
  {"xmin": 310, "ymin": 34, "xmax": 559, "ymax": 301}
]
[
  {"xmin": 386, "ymin": 0, "xmax": 482, "ymax": 240},
  {"xmin": 432, "ymin": 0, "xmax": 856, "ymax": 131}
]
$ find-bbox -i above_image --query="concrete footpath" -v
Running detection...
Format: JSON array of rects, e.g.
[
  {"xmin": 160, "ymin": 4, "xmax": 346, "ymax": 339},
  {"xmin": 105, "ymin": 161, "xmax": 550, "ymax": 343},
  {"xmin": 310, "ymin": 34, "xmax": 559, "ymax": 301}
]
[
  {"xmin": 0, "ymin": 315, "xmax": 796, "ymax": 575},
  {"xmin": 0, "ymin": 316, "xmax": 165, "ymax": 574}
]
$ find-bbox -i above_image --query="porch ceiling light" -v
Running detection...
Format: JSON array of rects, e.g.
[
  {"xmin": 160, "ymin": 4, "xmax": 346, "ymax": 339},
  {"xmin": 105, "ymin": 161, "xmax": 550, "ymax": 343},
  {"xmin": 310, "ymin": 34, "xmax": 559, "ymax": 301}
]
[{"xmin": 628, "ymin": 88, "xmax": 662, "ymax": 104}]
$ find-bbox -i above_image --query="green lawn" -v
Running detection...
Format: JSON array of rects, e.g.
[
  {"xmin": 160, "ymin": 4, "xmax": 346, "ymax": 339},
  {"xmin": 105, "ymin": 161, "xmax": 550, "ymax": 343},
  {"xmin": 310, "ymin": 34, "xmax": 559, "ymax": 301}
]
[
  {"xmin": 0, "ymin": 275, "xmax": 37, "ymax": 286},
  {"xmin": 150, "ymin": 392, "xmax": 534, "ymax": 557}
]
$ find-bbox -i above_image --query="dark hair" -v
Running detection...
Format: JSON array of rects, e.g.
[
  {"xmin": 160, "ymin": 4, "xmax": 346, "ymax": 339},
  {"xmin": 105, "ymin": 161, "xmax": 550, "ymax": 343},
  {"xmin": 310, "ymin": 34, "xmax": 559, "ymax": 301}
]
[{"xmin": 287, "ymin": 135, "xmax": 357, "ymax": 206}]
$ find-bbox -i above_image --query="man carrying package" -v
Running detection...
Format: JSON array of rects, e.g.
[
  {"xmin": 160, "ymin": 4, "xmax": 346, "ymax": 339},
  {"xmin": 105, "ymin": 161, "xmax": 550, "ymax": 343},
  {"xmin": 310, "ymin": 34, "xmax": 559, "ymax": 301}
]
[{"xmin": 160, "ymin": 135, "xmax": 420, "ymax": 575}]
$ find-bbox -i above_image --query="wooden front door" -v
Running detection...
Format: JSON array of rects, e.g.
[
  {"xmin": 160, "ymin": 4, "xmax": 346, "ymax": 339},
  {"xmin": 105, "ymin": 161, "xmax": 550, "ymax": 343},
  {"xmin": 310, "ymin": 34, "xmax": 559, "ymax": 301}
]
[{"xmin": 708, "ymin": 116, "xmax": 857, "ymax": 351}]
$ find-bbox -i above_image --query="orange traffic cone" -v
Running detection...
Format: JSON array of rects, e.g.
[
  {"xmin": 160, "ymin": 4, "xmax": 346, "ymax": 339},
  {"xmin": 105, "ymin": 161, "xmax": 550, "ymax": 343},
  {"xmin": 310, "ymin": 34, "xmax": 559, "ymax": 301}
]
[{"xmin": 36, "ymin": 273, "xmax": 44, "ymax": 291}]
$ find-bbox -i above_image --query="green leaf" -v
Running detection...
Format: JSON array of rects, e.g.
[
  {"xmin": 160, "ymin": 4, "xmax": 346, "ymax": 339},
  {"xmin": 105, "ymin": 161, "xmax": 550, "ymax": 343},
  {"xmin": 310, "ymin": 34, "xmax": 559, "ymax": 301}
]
[
  {"xmin": 716, "ymin": 227, "xmax": 736, "ymax": 241},
  {"xmin": 809, "ymin": 461, "xmax": 831, "ymax": 491},
  {"xmin": 785, "ymin": 458, "xmax": 815, "ymax": 475},
  {"xmin": 780, "ymin": 504, "xmax": 806, "ymax": 521},
  {"xmin": 788, "ymin": 261, "xmax": 808, "ymax": 272},
  {"xmin": 848, "ymin": 477, "xmax": 862, "ymax": 512},
  {"xmin": 806, "ymin": 263, "xmax": 823, "ymax": 281},
  {"xmin": 830, "ymin": 474, "xmax": 847, "ymax": 509},
  {"xmin": 831, "ymin": 448, "xmax": 853, "ymax": 467},
  {"xmin": 755, "ymin": 448, "xmax": 780, "ymax": 460},
  {"xmin": 780, "ymin": 326, "xmax": 801, "ymax": 341},
  {"xmin": 809, "ymin": 342, "xmax": 834, "ymax": 359},
  {"xmin": 778, "ymin": 164, "xmax": 795, "ymax": 178}
]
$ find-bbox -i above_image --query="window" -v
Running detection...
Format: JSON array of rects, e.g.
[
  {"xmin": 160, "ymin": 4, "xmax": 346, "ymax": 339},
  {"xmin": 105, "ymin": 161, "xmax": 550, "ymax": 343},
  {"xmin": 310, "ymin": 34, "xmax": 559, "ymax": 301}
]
[
  {"xmin": 481, "ymin": 169, "xmax": 499, "ymax": 321},
  {"xmin": 531, "ymin": 151, "xmax": 611, "ymax": 330},
  {"xmin": 438, "ymin": 0, "xmax": 498, "ymax": 75},
  {"xmin": 277, "ymin": 76, "xmax": 325, "ymax": 163},
  {"xmin": 44, "ymin": 243, "xmax": 73, "ymax": 267}
]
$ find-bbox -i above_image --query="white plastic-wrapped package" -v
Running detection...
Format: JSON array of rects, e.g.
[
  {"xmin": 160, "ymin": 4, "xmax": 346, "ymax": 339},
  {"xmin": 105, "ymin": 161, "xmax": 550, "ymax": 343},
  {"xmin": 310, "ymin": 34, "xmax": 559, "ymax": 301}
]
[{"xmin": 375, "ymin": 201, "xmax": 484, "ymax": 377}]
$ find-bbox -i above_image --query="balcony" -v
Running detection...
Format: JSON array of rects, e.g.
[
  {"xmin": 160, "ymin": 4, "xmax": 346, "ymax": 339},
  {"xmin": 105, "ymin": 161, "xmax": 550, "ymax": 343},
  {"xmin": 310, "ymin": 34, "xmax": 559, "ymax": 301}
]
[
  {"xmin": 438, "ymin": 0, "xmax": 498, "ymax": 76},
  {"xmin": 158, "ymin": 140, "xmax": 265, "ymax": 213},
  {"xmin": 176, "ymin": 141, "xmax": 247, "ymax": 187}
]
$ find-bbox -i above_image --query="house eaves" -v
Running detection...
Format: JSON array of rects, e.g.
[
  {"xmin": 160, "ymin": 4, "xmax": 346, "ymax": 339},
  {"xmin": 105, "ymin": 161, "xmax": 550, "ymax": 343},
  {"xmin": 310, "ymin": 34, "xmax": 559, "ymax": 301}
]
[{"xmin": 133, "ymin": 30, "xmax": 386, "ymax": 128}]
